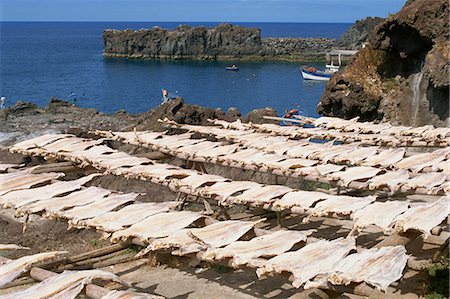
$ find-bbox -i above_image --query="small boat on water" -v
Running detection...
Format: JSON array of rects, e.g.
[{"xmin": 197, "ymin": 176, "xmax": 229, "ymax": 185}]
[
  {"xmin": 300, "ymin": 65, "xmax": 338, "ymax": 81},
  {"xmin": 226, "ymin": 64, "xmax": 239, "ymax": 71}
]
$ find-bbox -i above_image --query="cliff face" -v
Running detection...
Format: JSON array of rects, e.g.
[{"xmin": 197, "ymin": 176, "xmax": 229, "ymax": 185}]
[
  {"xmin": 103, "ymin": 24, "xmax": 335, "ymax": 61},
  {"xmin": 104, "ymin": 24, "xmax": 264, "ymax": 60},
  {"xmin": 318, "ymin": 0, "xmax": 449, "ymax": 127},
  {"xmin": 334, "ymin": 17, "xmax": 384, "ymax": 50}
]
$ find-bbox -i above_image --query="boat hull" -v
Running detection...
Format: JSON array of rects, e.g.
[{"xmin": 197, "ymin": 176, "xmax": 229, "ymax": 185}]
[{"xmin": 301, "ymin": 69, "xmax": 331, "ymax": 81}]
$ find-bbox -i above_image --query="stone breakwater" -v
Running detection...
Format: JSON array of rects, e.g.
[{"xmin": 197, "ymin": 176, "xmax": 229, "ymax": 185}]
[{"xmin": 103, "ymin": 24, "xmax": 335, "ymax": 61}]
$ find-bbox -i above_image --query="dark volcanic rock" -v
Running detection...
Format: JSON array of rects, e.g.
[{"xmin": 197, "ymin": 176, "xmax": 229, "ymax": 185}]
[
  {"xmin": 318, "ymin": 0, "xmax": 449, "ymax": 127},
  {"xmin": 104, "ymin": 24, "xmax": 335, "ymax": 61},
  {"xmin": 104, "ymin": 24, "xmax": 264, "ymax": 60},
  {"xmin": 131, "ymin": 98, "xmax": 278, "ymax": 131},
  {"xmin": 335, "ymin": 17, "xmax": 384, "ymax": 50}
]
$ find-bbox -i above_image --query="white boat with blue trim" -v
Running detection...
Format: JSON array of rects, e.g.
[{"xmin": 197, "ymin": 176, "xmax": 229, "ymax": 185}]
[{"xmin": 300, "ymin": 65, "xmax": 339, "ymax": 81}]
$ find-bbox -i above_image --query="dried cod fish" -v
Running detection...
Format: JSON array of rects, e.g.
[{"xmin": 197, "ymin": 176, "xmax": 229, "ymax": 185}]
[
  {"xmin": 0, "ymin": 171, "xmax": 64, "ymax": 196},
  {"xmin": 395, "ymin": 149, "xmax": 448, "ymax": 173},
  {"xmin": 329, "ymin": 166, "xmax": 381, "ymax": 187},
  {"xmin": 391, "ymin": 196, "xmax": 449, "ymax": 238},
  {"xmin": 403, "ymin": 173, "xmax": 448, "ymax": 191},
  {"xmin": 332, "ymin": 147, "xmax": 379, "ymax": 165},
  {"xmin": 226, "ymin": 185, "xmax": 292, "ymax": 206},
  {"xmin": 362, "ymin": 148, "xmax": 405, "ymax": 168},
  {"xmin": 1, "ymin": 173, "xmax": 99, "ymax": 209},
  {"xmin": 81, "ymin": 202, "xmax": 176, "ymax": 232},
  {"xmin": 366, "ymin": 170, "xmax": 410, "ymax": 193},
  {"xmin": 190, "ymin": 220, "xmax": 260, "ymax": 248},
  {"xmin": 175, "ymin": 174, "xmax": 228, "ymax": 189},
  {"xmin": 199, "ymin": 181, "xmax": 261, "ymax": 200},
  {"xmin": 0, "ymin": 251, "xmax": 66, "ymax": 288},
  {"xmin": 0, "ymin": 269, "xmax": 127, "ymax": 299},
  {"xmin": 10, "ymin": 134, "xmax": 70, "ymax": 153},
  {"xmin": 203, "ymin": 229, "xmax": 314, "ymax": 267},
  {"xmin": 308, "ymin": 195, "xmax": 376, "ymax": 218},
  {"xmin": 273, "ymin": 191, "xmax": 331, "ymax": 211},
  {"xmin": 351, "ymin": 201, "xmax": 410, "ymax": 233},
  {"xmin": 111, "ymin": 211, "xmax": 206, "ymax": 242},
  {"xmin": 146, "ymin": 229, "xmax": 207, "ymax": 256},
  {"xmin": 256, "ymin": 237, "xmax": 356, "ymax": 288},
  {"xmin": 26, "ymin": 186, "xmax": 111, "ymax": 215},
  {"xmin": 63, "ymin": 193, "xmax": 139, "ymax": 225},
  {"xmin": 327, "ymin": 246, "xmax": 408, "ymax": 292}
]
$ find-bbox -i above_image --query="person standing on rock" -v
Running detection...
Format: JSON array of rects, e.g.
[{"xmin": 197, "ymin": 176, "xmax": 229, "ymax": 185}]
[{"xmin": 0, "ymin": 96, "xmax": 5, "ymax": 109}]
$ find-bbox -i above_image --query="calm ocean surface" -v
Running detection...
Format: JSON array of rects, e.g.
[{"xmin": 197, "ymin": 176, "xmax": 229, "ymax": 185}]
[{"xmin": 0, "ymin": 22, "xmax": 351, "ymax": 116}]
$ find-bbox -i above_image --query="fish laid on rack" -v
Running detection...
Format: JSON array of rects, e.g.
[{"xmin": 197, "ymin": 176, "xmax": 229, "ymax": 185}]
[{"xmin": 0, "ymin": 251, "xmax": 66, "ymax": 287}]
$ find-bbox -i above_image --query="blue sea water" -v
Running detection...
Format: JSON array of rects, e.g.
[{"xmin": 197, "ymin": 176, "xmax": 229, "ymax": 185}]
[{"xmin": 0, "ymin": 22, "xmax": 351, "ymax": 116}]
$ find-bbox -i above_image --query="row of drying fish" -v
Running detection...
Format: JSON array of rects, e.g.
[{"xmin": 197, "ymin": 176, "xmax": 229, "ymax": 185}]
[
  {"xmin": 159, "ymin": 121, "xmax": 449, "ymax": 174},
  {"xmin": 205, "ymin": 118, "xmax": 450, "ymax": 147},
  {"xmin": 296, "ymin": 116, "xmax": 450, "ymax": 139},
  {"xmin": 0, "ymin": 248, "xmax": 160, "ymax": 299},
  {"xmin": 0, "ymin": 179, "xmax": 410, "ymax": 294},
  {"xmin": 94, "ymin": 129, "xmax": 449, "ymax": 195},
  {"xmin": 3, "ymin": 140, "xmax": 449, "ymax": 239}
]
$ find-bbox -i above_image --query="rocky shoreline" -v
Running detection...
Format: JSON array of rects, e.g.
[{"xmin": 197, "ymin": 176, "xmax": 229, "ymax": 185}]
[{"xmin": 0, "ymin": 97, "xmax": 277, "ymax": 147}]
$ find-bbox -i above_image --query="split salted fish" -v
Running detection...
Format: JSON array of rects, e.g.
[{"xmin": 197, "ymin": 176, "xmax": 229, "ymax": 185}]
[
  {"xmin": 1, "ymin": 173, "xmax": 99, "ymax": 209},
  {"xmin": 146, "ymin": 229, "xmax": 207, "ymax": 256},
  {"xmin": 272, "ymin": 190, "xmax": 331, "ymax": 211},
  {"xmin": 351, "ymin": 201, "xmax": 410, "ymax": 233},
  {"xmin": 190, "ymin": 220, "xmax": 259, "ymax": 248},
  {"xmin": 10, "ymin": 134, "xmax": 71, "ymax": 152},
  {"xmin": 329, "ymin": 166, "xmax": 381, "ymax": 187},
  {"xmin": 362, "ymin": 148, "xmax": 405, "ymax": 167},
  {"xmin": 391, "ymin": 195, "xmax": 449, "ymax": 238},
  {"xmin": 80, "ymin": 202, "xmax": 175, "ymax": 232},
  {"xmin": 0, "ymin": 269, "xmax": 127, "ymax": 299},
  {"xmin": 403, "ymin": 172, "xmax": 448, "ymax": 191},
  {"xmin": 395, "ymin": 149, "xmax": 448, "ymax": 173},
  {"xmin": 0, "ymin": 171, "xmax": 64, "ymax": 196},
  {"xmin": 327, "ymin": 245, "xmax": 408, "ymax": 292},
  {"xmin": 331, "ymin": 146, "xmax": 379, "ymax": 165},
  {"xmin": 110, "ymin": 211, "xmax": 206, "ymax": 242},
  {"xmin": 204, "ymin": 229, "xmax": 314, "ymax": 267},
  {"xmin": 199, "ymin": 181, "xmax": 261, "ymax": 200},
  {"xmin": 309, "ymin": 195, "xmax": 376, "ymax": 217},
  {"xmin": 226, "ymin": 185, "xmax": 292, "ymax": 206},
  {"xmin": 0, "ymin": 251, "xmax": 66, "ymax": 288},
  {"xmin": 366, "ymin": 170, "xmax": 410, "ymax": 193},
  {"xmin": 175, "ymin": 174, "xmax": 228, "ymax": 190},
  {"xmin": 63, "ymin": 193, "xmax": 138, "ymax": 224},
  {"xmin": 26, "ymin": 186, "xmax": 111, "ymax": 215},
  {"xmin": 256, "ymin": 237, "xmax": 356, "ymax": 288}
]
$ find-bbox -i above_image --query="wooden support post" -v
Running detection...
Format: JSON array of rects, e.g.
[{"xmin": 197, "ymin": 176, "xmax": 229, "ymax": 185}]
[
  {"xmin": 202, "ymin": 198, "xmax": 214, "ymax": 215},
  {"xmin": 30, "ymin": 162, "xmax": 79, "ymax": 174},
  {"xmin": 0, "ymin": 256, "xmax": 115, "ymax": 299},
  {"xmin": 276, "ymin": 211, "xmax": 283, "ymax": 227},
  {"xmin": 373, "ymin": 230, "xmax": 422, "ymax": 249}
]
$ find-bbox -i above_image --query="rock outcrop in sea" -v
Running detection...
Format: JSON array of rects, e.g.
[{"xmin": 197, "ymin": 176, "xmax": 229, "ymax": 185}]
[
  {"xmin": 103, "ymin": 23, "xmax": 335, "ymax": 61},
  {"xmin": 318, "ymin": 0, "xmax": 449, "ymax": 127}
]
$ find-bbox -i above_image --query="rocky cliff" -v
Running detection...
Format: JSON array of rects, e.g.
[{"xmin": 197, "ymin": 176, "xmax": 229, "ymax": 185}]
[
  {"xmin": 103, "ymin": 24, "xmax": 335, "ymax": 61},
  {"xmin": 318, "ymin": 0, "xmax": 449, "ymax": 127},
  {"xmin": 334, "ymin": 17, "xmax": 384, "ymax": 49}
]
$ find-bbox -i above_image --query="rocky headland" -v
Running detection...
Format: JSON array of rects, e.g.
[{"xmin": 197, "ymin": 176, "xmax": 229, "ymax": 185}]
[
  {"xmin": 103, "ymin": 23, "xmax": 336, "ymax": 61},
  {"xmin": 318, "ymin": 0, "xmax": 449, "ymax": 127}
]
